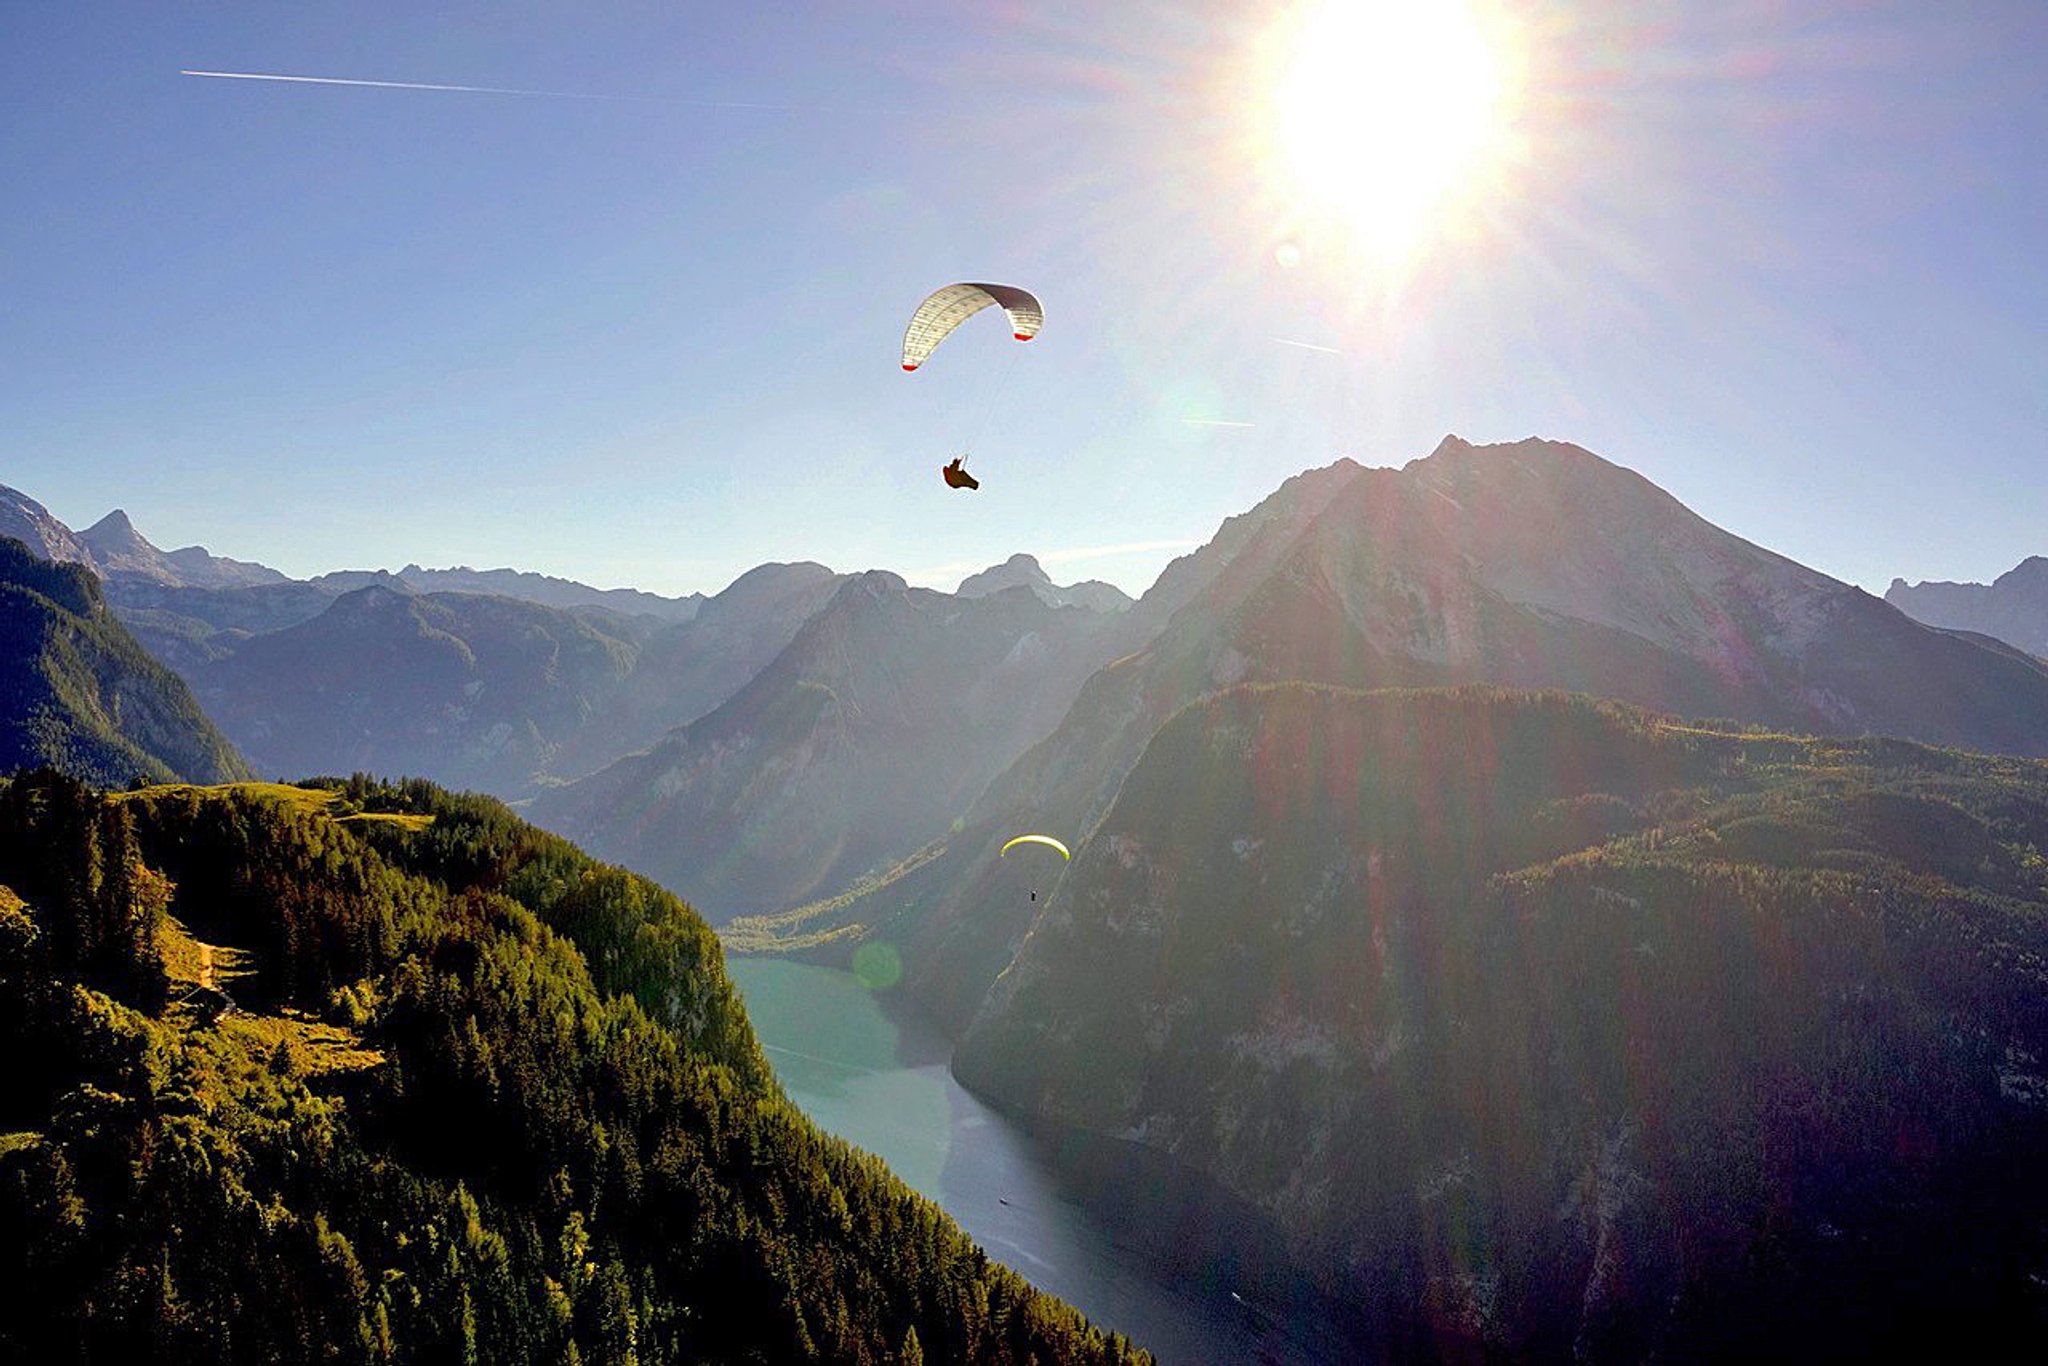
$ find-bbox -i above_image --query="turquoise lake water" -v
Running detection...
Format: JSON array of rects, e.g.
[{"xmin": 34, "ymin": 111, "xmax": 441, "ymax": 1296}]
[{"xmin": 729, "ymin": 957, "xmax": 1358, "ymax": 1364}]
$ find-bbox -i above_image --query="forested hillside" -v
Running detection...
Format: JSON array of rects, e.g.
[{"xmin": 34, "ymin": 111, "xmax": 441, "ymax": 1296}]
[
  {"xmin": 0, "ymin": 771, "xmax": 1146, "ymax": 1363},
  {"xmin": 953, "ymin": 685, "xmax": 2048, "ymax": 1357},
  {"xmin": 0, "ymin": 537, "xmax": 252, "ymax": 787}
]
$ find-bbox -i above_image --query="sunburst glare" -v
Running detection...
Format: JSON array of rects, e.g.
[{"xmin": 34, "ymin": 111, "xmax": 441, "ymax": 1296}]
[{"xmin": 1257, "ymin": 0, "xmax": 1521, "ymax": 268}]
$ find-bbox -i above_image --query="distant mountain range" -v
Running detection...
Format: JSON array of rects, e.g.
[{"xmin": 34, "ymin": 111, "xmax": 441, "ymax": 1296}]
[
  {"xmin": 1887, "ymin": 557, "xmax": 2048, "ymax": 657},
  {"xmin": 0, "ymin": 535, "xmax": 251, "ymax": 786},
  {"xmin": 533, "ymin": 570, "xmax": 1132, "ymax": 917},
  {"xmin": 310, "ymin": 563, "xmax": 704, "ymax": 621},
  {"xmin": 80, "ymin": 507, "xmax": 290, "ymax": 589},
  {"xmin": 0, "ymin": 484, "xmax": 1131, "ymax": 803},
  {"xmin": 958, "ymin": 553, "xmax": 1132, "ymax": 613},
  {"xmin": 0, "ymin": 482, "xmax": 702, "ymax": 620}
]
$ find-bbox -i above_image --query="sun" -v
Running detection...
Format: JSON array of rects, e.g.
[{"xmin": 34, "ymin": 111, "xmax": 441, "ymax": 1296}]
[{"xmin": 1260, "ymin": 0, "xmax": 1515, "ymax": 265}]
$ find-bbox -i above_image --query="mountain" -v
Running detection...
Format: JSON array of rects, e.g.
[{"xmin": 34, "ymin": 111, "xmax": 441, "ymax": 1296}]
[
  {"xmin": 537, "ymin": 561, "xmax": 847, "ymax": 784},
  {"xmin": 952, "ymin": 684, "xmax": 2048, "ymax": 1358},
  {"xmin": 186, "ymin": 585, "xmax": 647, "ymax": 794},
  {"xmin": 957, "ymin": 553, "xmax": 1133, "ymax": 613},
  {"xmin": 0, "ymin": 770, "xmax": 1147, "ymax": 1363},
  {"xmin": 79, "ymin": 508, "xmax": 290, "ymax": 589},
  {"xmin": 315, "ymin": 563, "xmax": 702, "ymax": 621},
  {"xmin": 0, "ymin": 484, "xmax": 96, "ymax": 569},
  {"xmin": 99, "ymin": 578, "xmax": 363, "ymax": 672},
  {"xmin": 735, "ymin": 436, "xmax": 2048, "ymax": 1030},
  {"xmin": 124, "ymin": 562, "xmax": 842, "ymax": 800},
  {"xmin": 534, "ymin": 570, "xmax": 1128, "ymax": 919},
  {"xmin": 1887, "ymin": 557, "xmax": 2048, "ymax": 657},
  {"xmin": 0, "ymin": 537, "xmax": 252, "ymax": 787}
]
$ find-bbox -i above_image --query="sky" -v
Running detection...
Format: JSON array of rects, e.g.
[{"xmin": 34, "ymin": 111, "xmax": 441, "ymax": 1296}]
[{"xmin": 4, "ymin": 1, "xmax": 2046, "ymax": 600}]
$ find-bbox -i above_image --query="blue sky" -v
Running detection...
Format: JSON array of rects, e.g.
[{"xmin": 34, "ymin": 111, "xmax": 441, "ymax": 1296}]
[{"xmin": 4, "ymin": 1, "xmax": 2045, "ymax": 598}]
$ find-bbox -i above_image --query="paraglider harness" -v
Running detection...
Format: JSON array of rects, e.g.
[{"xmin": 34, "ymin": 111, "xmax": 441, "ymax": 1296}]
[{"xmin": 942, "ymin": 456, "xmax": 980, "ymax": 490}]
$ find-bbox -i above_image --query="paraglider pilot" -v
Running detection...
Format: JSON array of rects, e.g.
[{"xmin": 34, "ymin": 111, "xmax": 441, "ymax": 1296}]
[{"xmin": 942, "ymin": 456, "xmax": 980, "ymax": 490}]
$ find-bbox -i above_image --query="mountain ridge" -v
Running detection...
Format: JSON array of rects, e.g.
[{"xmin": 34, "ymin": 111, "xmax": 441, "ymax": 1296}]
[
  {"xmin": 728, "ymin": 435, "xmax": 2048, "ymax": 1035},
  {"xmin": 1887, "ymin": 555, "xmax": 2048, "ymax": 657},
  {"xmin": 534, "ymin": 567, "xmax": 1130, "ymax": 918}
]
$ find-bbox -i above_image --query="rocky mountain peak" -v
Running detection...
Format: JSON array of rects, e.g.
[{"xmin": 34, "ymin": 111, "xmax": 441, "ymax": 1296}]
[
  {"xmin": 78, "ymin": 507, "xmax": 289, "ymax": 589},
  {"xmin": 958, "ymin": 552, "xmax": 1133, "ymax": 613},
  {"xmin": 80, "ymin": 508, "xmax": 170, "ymax": 581},
  {"xmin": 0, "ymin": 484, "xmax": 97, "ymax": 570},
  {"xmin": 86, "ymin": 507, "xmax": 140, "ymax": 540},
  {"xmin": 957, "ymin": 553, "xmax": 1052, "ymax": 597},
  {"xmin": 1994, "ymin": 555, "xmax": 2048, "ymax": 591},
  {"xmin": 1888, "ymin": 554, "xmax": 2048, "ymax": 656}
]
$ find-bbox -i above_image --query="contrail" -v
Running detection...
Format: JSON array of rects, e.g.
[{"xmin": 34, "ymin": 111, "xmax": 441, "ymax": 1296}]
[
  {"xmin": 181, "ymin": 69, "xmax": 801, "ymax": 111},
  {"xmin": 1272, "ymin": 337, "xmax": 1346, "ymax": 355},
  {"xmin": 1179, "ymin": 418, "xmax": 1256, "ymax": 428}
]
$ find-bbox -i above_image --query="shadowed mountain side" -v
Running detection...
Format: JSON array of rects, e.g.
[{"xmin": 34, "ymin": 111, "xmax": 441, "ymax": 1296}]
[
  {"xmin": 0, "ymin": 537, "xmax": 253, "ymax": 786},
  {"xmin": 1888, "ymin": 556, "xmax": 2048, "ymax": 657},
  {"xmin": 532, "ymin": 571, "xmax": 1129, "ymax": 921},
  {"xmin": 111, "ymin": 562, "xmax": 838, "ymax": 788},
  {"xmin": 105, "ymin": 579, "xmax": 361, "ymax": 671},
  {"xmin": 953, "ymin": 685, "xmax": 2048, "ymax": 1358},
  {"xmin": 539, "ymin": 561, "xmax": 846, "ymax": 783},
  {"xmin": 187, "ymin": 585, "xmax": 643, "ymax": 793},
  {"xmin": 751, "ymin": 437, "xmax": 2048, "ymax": 1033}
]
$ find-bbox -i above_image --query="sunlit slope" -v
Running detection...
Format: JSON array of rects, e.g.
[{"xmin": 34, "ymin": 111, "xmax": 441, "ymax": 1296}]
[
  {"xmin": 955, "ymin": 684, "xmax": 2048, "ymax": 1358},
  {"xmin": 537, "ymin": 571, "xmax": 1127, "ymax": 920},
  {"xmin": 0, "ymin": 536, "xmax": 253, "ymax": 786},
  {"xmin": 0, "ymin": 773, "xmax": 1148, "ymax": 1364}
]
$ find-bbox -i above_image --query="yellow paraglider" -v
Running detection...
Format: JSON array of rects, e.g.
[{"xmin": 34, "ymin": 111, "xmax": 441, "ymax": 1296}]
[{"xmin": 1000, "ymin": 834, "xmax": 1071, "ymax": 860}]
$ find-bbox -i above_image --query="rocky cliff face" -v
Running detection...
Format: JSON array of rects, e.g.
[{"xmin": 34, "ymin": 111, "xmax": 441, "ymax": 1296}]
[{"xmin": 0, "ymin": 485, "xmax": 96, "ymax": 570}]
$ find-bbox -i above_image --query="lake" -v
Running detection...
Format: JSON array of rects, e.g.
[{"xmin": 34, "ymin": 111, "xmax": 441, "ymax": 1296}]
[{"xmin": 728, "ymin": 957, "xmax": 1363, "ymax": 1365}]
